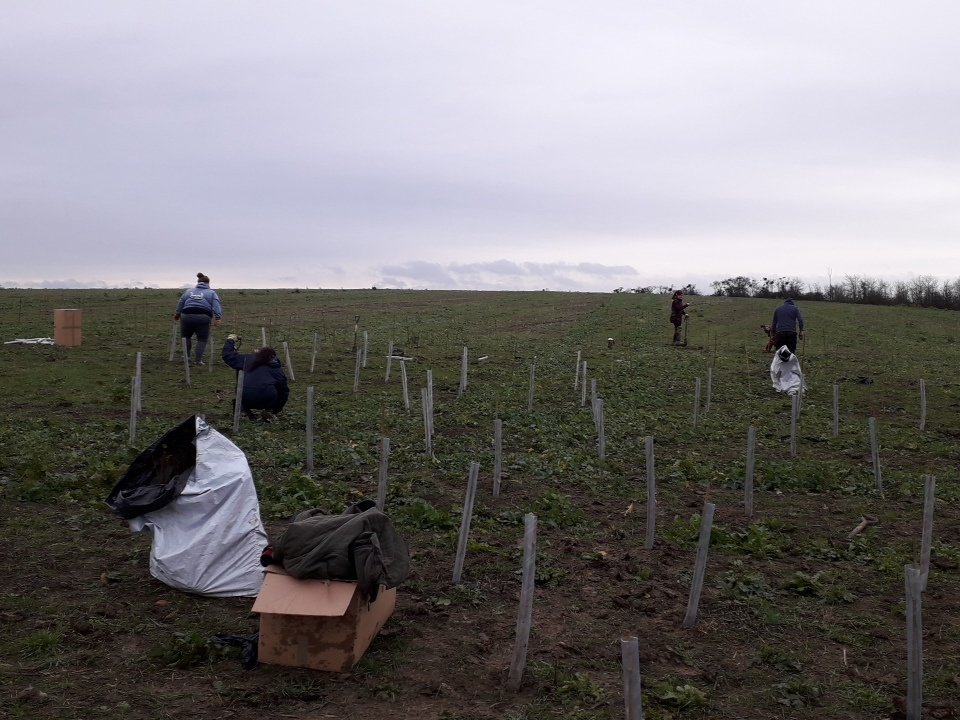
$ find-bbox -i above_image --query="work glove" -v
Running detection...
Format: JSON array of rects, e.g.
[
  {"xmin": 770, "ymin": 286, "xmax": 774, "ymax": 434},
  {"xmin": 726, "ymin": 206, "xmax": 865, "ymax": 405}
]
[
  {"xmin": 227, "ymin": 334, "xmax": 240, "ymax": 342},
  {"xmin": 173, "ymin": 314, "xmax": 180, "ymax": 321},
  {"xmin": 214, "ymin": 319, "xmax": 222, "ymax": 327}
]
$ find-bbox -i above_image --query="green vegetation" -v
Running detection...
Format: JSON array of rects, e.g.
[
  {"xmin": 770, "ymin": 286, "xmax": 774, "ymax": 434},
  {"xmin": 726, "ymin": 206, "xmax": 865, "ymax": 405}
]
[{"xmin": 0, "ymin": 288, "xmax": 958, "ymax": 719}]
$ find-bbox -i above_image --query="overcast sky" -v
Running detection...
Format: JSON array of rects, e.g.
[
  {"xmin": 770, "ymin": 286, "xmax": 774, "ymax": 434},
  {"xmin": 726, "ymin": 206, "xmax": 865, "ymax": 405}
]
[{"xmin": 3, "ymin": 2, "xmax": 958, "ymax": 291}]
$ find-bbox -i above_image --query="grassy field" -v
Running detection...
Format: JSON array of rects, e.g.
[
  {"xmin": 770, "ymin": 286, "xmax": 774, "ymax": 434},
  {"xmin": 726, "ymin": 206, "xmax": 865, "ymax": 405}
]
[{"xmin": 0, "ymin": 288, "xmax": 958, "ymax": 720}]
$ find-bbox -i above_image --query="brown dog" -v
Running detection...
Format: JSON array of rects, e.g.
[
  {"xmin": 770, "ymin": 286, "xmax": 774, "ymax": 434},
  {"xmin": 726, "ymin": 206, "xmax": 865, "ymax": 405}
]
[{"xmin": 760, "ymin": 324, "xmax": 776, "ymax": 352}]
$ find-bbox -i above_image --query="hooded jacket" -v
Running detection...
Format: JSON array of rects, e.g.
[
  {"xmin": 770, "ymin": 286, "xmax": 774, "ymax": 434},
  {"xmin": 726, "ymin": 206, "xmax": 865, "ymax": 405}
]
[
  {"xmin": 271, "ymin": 501, "xmax": 410, "ymax": 602},
  {"xmin": 772, "ymin": 299, "xmax": 804, "ymax": 334},
  {"xmin": 670, "ymin": 295, "xmax": 688, "ymax": 323},
  {"xmin": 176, "ymin": 282, "xmax": 223, "ymax": 319},
  {"xmin": 221, "ymin": 339, "xmax": 289, "ymax": 410}
]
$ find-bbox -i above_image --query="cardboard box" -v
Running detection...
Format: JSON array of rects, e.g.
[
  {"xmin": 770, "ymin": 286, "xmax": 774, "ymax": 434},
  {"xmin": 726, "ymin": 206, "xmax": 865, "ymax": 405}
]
[
  {"xmin": 54, "ymin": 308, "xmax": 82, "ymax": 347},
  {"xmin": 252, "ymin": 566, "xmax": 396, "ymax": 672}
]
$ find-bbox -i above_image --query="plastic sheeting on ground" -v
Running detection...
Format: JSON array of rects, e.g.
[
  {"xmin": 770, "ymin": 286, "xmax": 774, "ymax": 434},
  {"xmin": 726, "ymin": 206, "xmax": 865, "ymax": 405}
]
[
  {"xmin": 4, "ymin": 337, "xmax": 55, "ymax": 345},
  {"xmin": 770, "ymin": 346, "xmax": 807, "ymax": 396},
  {"xmin": 108, "ymin": 415, "xmax": 267, "ymax": 597}
]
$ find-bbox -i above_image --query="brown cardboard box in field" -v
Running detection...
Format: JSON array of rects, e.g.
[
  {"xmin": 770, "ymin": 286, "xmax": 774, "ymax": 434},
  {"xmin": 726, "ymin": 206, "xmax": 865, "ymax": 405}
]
[
  {"xmin": 54, "ymin": 308, "xmax": 82, "ymax": 346},
  {"xmin": 251, "ymin": 566, "xmax": 396, "ymax": 671}
]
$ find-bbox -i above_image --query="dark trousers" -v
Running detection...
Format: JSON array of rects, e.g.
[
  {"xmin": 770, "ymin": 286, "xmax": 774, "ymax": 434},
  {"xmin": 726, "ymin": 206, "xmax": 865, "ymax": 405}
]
[
  {"xmin": 180, "ymin": 314, "xmax": 212, "ymax": 361},
  {"xmin": 774, "ymin": 331, "xmax": 798, "ymax": 354}
]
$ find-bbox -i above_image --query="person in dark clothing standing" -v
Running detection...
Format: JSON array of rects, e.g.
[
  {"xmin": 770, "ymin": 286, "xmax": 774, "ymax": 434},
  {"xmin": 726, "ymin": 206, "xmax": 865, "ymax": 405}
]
[
  {"xmin": 222, "ymin": 336, "xmax": 289, "ymax": 420},
  {"xmin": 771, "ymin": 298, "xmax": 805, "ymax": 354},
  {"xmin": 174, "ymin": 272, "xmax": 223, "ymax": 365},
  {"xmin": 670, "ymin": 290, "xmax": 689, "ymax": 345}
]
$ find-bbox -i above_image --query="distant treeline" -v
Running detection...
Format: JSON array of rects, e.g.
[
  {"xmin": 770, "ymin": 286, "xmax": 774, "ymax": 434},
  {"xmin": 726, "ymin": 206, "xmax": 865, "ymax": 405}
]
[{"xmin": 614, "ymin": 275, "xmax": 960, "ymax": 310}]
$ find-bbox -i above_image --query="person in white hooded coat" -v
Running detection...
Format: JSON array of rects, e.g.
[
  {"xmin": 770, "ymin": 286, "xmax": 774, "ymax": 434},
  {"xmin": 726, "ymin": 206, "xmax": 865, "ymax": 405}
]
[{"xmin": 770, "ymin": 346, "xmax": 806, "ymax": 395}]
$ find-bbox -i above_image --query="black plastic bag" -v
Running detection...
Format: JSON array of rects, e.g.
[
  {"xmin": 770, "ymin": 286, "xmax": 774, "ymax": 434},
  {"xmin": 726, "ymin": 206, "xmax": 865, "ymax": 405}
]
[
  {"xmin": 211, "ymin": 633, "xmax": 259, "ymax": 670},
  {"xmin": 105, "ymin": 416, "xmax": 197, "ymax": 519}
]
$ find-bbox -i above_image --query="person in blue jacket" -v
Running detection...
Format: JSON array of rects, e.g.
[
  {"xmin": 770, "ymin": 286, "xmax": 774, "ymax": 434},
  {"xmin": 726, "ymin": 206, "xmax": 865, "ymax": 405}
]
[
  {"xmin": 771, "ymin": 298, "xmax": 805, "ymax": 354},
  {"xmin": 221, "ymin": 336, "xmax": 289, "ymax": 421},
  {"xmin": 174, "ymin": 272, "xmax": 223, "ymax": 365}
]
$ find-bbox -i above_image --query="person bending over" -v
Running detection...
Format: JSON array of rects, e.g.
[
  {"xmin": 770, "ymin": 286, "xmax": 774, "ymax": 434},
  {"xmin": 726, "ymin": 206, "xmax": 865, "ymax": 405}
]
[
  {"xmin": 174, "ymin": 272, "xmax": 223, "ymax": 365},
  {"xmin": 221, "ymin": 336, "xmax": 289, "ymax": 421}
]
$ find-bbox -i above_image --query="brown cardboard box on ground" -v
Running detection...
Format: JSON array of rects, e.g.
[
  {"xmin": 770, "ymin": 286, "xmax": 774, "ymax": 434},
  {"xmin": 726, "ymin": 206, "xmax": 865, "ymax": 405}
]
[
  {"xmin": 54, "ymin": 308, "xmax": 82, "ymax": 346},
  {"xmin": 251, "ymin": 566, "xmax": 396, "ymax": 672}
]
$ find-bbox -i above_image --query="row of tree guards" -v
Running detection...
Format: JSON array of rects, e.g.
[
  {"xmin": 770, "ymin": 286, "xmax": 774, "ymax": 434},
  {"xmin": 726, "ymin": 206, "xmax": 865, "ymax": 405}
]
[
  {"xmin": 156, "ymin": 331, "xmax": 936, "ymax": 712},
  {"xmin": 353, "ymin": 412, "xmax": 935, "ymax": 717},
  {"xmin": 301, "ymin": 394, "xmax": 933, "ymax": 713}
]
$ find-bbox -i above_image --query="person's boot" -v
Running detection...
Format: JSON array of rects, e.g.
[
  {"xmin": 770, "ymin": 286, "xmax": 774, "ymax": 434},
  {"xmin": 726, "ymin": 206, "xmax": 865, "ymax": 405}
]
[{"xmin": 673, "ymin": 329, "xmax": 682, "ymax": 345}]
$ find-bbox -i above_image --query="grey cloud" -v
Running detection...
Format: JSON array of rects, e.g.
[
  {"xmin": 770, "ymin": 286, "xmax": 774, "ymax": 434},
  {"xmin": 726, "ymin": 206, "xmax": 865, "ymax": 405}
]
[
  {"xmin": 377, "ymin": 260, "xmax": 640, "ymax": 291},
  {"xmin": 2, "ymin": 3, "xmax": 959, "ymax": 289},
  {"xmin": 0, "ymin": 278, "xmax": 158, "ymax": 289},
  {"xmin": 378, "ymin": 262, "xmax": 459, "ymax": 288}
]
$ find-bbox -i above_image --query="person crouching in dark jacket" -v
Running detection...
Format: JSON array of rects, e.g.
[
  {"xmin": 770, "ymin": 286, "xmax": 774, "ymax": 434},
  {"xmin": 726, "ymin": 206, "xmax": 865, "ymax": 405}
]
[{"xmin": 222, "ymin": 336, "xmax": 289, "ymax": 421}]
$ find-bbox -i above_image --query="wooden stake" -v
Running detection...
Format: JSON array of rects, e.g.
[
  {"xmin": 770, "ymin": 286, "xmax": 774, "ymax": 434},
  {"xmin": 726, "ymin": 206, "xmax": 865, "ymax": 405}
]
[
  {"xmin": 705, "ymin": 367, "xmax": 712, "ymax": 414},
  {"xmin": 692, "ymin": 377, "xmax": 701, "ymax": 427},
  {"xmin": 261, "ymin": 327, "xmax": 267, "ymax": 347},
  {"xmin": 135, "ymin": 352, "xmax": 142, "ymax": 412},
  {"xmin": 459, "ymin": 346, "xmax": 468, "ymax": 397},
  {"xmin": 128, "ymin": 376, "xmax": 137, "ymax": 446},
  {"xmin": 574, "ymin": 350, "xmax": 581, "ymax": 391},
  {"xmin": 232, "ymin": 370, "xmax": 244, "ymax": 433},
  {"xmin": 362, "ymin": 330, "xmax": 369, "ymax": 367},
  {"xmin": 182, "ymin": 338, "xmax": 191, "ymax": 386},
  {"xmin": 682, "ymin": 502, "xmax": 715, "ymax": 628},
  {"xmin": 310, "ymin": 332, "xmax": 318, "ymax": 373},
  {"xmin": 920, "ymin": 475, "xmax": 935, "ymax": 590},
  {"xmin": 869, "ymin": 417, "xmax": 883, "ymax": 494},
  {"xmin": 376, "ymin": 437, "xmax": 390, "ymax": 510},
  {"xmin": 421, "ymin": 388, "xmax": 432, "ymax": 456},
  {"xmin": 621, "ymin": 636, "xmax": 644, "ymax": 720},
  {"xmin": 208, "ymin": 333, "xmax": 214, "ymax": 372},
  {"xmin": 305, "ymin": 386, "xmax": 315, "ymax": 475},
  {"xmin": 168, "ymin": 322, "xmax": 178, "ymax": 361},
  {"xmin": 353, "ymin": 347, "xmax": 362, "ymax": 393},
  {"xmin": 745, "ymin": 425, "xmax": 756, "ymax": 517},
  {"xmin": 507, "ymin": 513, "xmax": 537, "ymax": 691},
  {"xmin": 452, "ymin": 461, "xmax": 480, "ymax": 584},
  {"xmin": 833, "ymin": 383, "xmax": 840, "ymax": 437},
  {"xmin": 794, "ymin": 363, "xmax": 804, "ymax": 415},
  {"xmin": 527, "ymin": 365, "xmax": 536, "ymax": 412},
  {"xmin": 282, "ymin": 341, "xmax": 295, "ymax": 382},
  {"xmin": 580, "ymin": 361, "xmax": 588, "ymax": 406},
  {"xmin": 427, "ymin": 370, "xmax": 435, "ymax": 437},
  {"xmin": 596, "ymin": 398, "xmax": 605, "ymax": 460},
  {"xmin": 400, "ymin": 360, "xmax": 410, "ymax": 412},
  {"xmin": 385, "ymin": 341, "xmax": 394, "ymax": 382},
  {"xmin": 904, "ymin": 564, "xmax": 923, "ymax": 720},
  {"xmin": 493, "ymin": 419, "xmax": 503, "ymax": 497},
  {"xmin": 790, "ymin": 394, "xmax": 798, "ymax": 458},
  {"xmin": 919, "ymin": 379, "xmax": 926, "ymax": 430},
  {"xmin": 644, "ymin": 436, "xmax": 656, "ymax": 550}
]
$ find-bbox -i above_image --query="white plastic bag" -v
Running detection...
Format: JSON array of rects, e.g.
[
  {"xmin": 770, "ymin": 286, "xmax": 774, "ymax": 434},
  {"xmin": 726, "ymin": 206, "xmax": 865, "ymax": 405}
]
[
  {"xmin": 128, "ymin": 417, "xmax": 267, "ymax": 597},
  {"xmin": 770, "ymin": 346, "xmax": 807, "ymax": 396}
]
